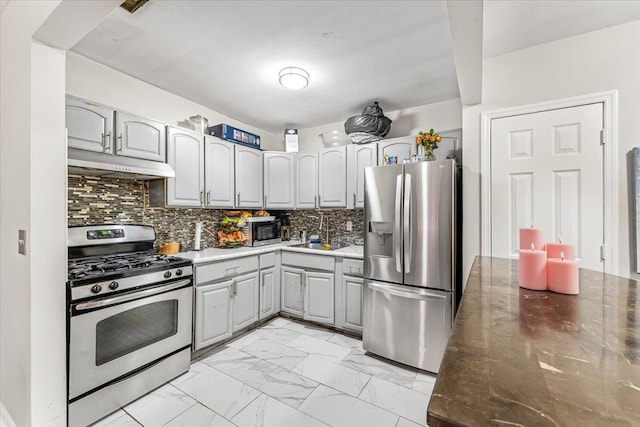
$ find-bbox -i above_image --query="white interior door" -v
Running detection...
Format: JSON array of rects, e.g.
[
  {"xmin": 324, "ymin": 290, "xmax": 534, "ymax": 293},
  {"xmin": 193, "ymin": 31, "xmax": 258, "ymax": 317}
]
[{"xmin": 491, "ymin": 103, "xmax": 604, "ymax": 271}]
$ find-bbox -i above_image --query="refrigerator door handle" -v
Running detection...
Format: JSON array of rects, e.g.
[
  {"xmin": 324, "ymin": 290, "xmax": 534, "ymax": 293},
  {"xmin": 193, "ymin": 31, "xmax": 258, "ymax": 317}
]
[
  {"xmin": 394, "ymin": 174, "xmax": 402, "ymax": 273},
  {"xmin": 403, "ymin": 173, "xmax": 412, "ymax": 273},
  {"xmin": 367, "ymin": 281, "xmax": 447, "ymax": 301}
]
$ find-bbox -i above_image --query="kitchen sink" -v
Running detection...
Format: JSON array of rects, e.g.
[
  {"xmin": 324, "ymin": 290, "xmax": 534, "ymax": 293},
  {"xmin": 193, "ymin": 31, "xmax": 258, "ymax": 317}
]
[{"xmin": 289, "ymin": 242, "xmax": 342, "ymax": 250}]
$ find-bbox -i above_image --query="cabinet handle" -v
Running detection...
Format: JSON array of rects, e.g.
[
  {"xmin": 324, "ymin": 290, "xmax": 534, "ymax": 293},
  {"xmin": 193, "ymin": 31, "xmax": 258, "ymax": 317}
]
[
  {"xmin": 116, "ymin": 133, "xmax": 123, "ymax": 153},
  {"xmin": 206, "ymin": 191, "xmax": 211, "ymax": 204},
  {"xmin": 237, "ymin": 193, "xmax": 240, "ymax": 206},
  {"xmin": 264, "ymin": 194, "xmax": 267, "ymax": 207},
  {"xmin": 353, "ymin": 193, "xmax": 356, "ymax": 207},
  {"xmin": 200, "ymin": 191, "xmax": 204, "ymax": 205},
  {"xmin": 314, "ymin": 195, "xmax": 317, "ymax": 208},
  {"xmin": 103, "ymin": 132, "xmax": 111, "ymax": 151}
]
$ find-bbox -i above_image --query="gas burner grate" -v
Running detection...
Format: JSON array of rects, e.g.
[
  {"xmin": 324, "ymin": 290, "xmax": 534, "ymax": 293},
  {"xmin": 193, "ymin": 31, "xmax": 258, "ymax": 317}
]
[{"xmin": 67, "ymin": 252, "xmax": 187, "ymax": 281}]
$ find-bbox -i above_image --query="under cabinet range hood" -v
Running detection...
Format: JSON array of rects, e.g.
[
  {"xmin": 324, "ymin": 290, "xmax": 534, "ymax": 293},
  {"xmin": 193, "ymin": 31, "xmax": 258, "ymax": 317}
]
[{"xmin": 68, "ymin": 148, "xmax": 175, "ymax": 180}]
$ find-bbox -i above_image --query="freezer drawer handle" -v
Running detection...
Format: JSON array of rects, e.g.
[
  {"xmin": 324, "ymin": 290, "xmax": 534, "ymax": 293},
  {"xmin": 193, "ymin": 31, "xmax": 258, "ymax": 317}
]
[{"xmin": 368, "ymin": 282, "xmax": 446, "ymax": 301}]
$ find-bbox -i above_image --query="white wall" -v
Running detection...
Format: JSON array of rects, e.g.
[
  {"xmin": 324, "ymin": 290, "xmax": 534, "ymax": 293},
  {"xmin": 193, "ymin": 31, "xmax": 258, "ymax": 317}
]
[
  {"xmin": 297, "ymin": 98, "xmax": 462, "ymax": 152},
  {"xmin": 0, "ymin": 2, "xmax": 67, "ymax": 426},
  {"xmin": 66, "ymin": 52, "xmax": 281, "ymax": 151},
  {"xmin": 462, "ymin": 20, "xmax": 640, "ymax": 280}
]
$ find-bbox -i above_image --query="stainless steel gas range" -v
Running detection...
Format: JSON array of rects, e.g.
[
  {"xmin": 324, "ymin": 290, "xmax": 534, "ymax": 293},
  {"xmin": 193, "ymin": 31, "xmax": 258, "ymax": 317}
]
[{"xmin": 66, "ymin": 225, "xmax": 193, "ymax": 427}]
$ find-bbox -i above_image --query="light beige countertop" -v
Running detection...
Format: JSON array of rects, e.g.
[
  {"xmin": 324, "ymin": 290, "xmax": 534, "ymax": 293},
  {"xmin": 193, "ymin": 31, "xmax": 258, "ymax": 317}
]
[{"xmin": 177, "ymin": 242, "xmax": 363, "ymax": 264}]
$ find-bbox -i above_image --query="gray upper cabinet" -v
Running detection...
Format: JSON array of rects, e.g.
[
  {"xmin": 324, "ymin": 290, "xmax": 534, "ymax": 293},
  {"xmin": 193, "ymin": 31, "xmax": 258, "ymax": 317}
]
[
  {"xmin": 115, "ymin": 111, "xmax": 166, "ymax": 162},
  {"xmin": 66, "ymin": 96, "xmax": 114, "ymax": 153},
  {"xmin": 235, "ymin": 145, "xmax": 263, "ymax": 208},
  {"xmin": 166, "ymin": 126, "xmax": 204, "ymax": 207},
  {"xmin": 319, "ymin": 147, "xmax": 347, "ymax": 207},
  {"xmin": 296, "ymin": 152, "xmax": 318, "ymax": 208},
  {"xmin": 377, "ymin": 136, "xmax": 414, "ymax": 165},
  {"xmin": 347, "ymin": 143, "xmax": 377, "ymax": 208},
  {"xmin": 204, "ymin": 135, "xmax": 235, "ymax": 208},
  {"xmin": 264, "ymin": 152, "xmax": 295, "ymax": 209}
]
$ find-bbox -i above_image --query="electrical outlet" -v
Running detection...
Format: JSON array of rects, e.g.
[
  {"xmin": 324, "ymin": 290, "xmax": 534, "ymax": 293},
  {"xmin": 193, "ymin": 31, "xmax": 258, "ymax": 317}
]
[{"xmin": 346, "ymin": 221, "xmax": 353, "ymax": 232}]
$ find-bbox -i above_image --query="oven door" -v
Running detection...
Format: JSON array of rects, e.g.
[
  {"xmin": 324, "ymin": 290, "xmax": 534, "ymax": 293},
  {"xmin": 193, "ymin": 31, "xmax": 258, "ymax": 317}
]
[{"xmin": 69, "ymin": 279, "xmax": 192, "ymax": 400}]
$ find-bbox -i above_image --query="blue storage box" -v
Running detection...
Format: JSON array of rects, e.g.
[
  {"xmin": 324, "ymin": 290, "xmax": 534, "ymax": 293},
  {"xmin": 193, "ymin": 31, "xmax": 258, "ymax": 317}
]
[{"xmin": 208, "ymin": 124, "xmax": 261, "ymax": 149}]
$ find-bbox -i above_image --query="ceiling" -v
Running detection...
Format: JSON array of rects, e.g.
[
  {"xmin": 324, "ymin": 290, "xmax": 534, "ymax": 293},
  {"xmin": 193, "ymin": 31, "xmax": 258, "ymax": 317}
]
[{"xmin": 71, "ymin": 1, "xmax": 640, "ymax": 133}]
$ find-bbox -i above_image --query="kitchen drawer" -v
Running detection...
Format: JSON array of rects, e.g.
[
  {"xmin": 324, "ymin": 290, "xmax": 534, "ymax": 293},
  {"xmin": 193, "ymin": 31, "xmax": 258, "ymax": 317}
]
[
  {"xmin": 195, "ymin": 256, "xmax": 259, "ymax": 285},
  {"xmin": 260, "ymin": 252, "xmax": 276, "ymax": 269},
  {"xmin": 343, "ymin": 259, "xmax": 364, "ymax": 276},
  {"xmin": 282, "ymin": 252, "xmax": 334, "ymax": 272}
]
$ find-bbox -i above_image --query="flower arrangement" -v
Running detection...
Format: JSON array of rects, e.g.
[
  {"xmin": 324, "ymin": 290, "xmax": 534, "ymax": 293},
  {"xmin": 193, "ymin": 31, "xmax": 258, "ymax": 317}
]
[{"xmin": 416, "ymin": 129, "xmax": 442, "ymax": 160}]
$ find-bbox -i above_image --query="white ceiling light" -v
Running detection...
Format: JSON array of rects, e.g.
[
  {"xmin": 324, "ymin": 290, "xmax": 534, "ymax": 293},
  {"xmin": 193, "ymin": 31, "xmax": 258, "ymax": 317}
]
[{"xmin": 279, "ymin": 67, "xmax": 309, "ymax": 90}]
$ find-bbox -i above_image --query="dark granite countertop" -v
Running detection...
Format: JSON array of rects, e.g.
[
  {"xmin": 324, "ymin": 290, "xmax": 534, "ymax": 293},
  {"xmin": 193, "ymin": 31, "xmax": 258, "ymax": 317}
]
[{"xmin": 427, "ymin": 257, "xmax": 639, "ymax": 426}]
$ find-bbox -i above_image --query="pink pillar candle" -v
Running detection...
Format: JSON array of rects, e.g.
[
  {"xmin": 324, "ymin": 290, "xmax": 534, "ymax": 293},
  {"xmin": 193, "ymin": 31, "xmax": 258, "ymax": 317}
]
[
  {"xmin": 519, "ymin": 245, "xmax": 548, "ymax": 291},
  {"xmin": 547, "ymin": 256, "xmax": 579, "ymax": 295},
  {"xmin": 546, "ymin": 242, "xmax": 576, "ymax": 260},
  {"xmin": 520, "ymin": 228, "xmax": 545, "ymax": 250}
]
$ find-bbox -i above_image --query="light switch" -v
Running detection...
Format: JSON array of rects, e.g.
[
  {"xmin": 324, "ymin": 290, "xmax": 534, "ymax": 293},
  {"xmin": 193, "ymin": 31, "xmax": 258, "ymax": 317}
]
[
  {"xmin": 18, "ymin": 229, "xmax": 26, "ymax": 255},
  {"xmin": 346, "ymin": 221, "xmax": 353, "ymax": 231}
]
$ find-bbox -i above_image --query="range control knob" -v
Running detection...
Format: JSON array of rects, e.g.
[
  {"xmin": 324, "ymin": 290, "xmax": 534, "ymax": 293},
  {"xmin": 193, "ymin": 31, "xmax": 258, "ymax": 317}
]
[
  {"xmin": 91, "ymin": 284, "xmax": 102, "ymax": 294},
  {"xmin": 109, "ymin": 281, "xmax": 119, "ymax": 290},
  {"xmin": 164, "ymin": 271, "xmax": 172, "ymax": 279},
  {"xmin": 175, "ymin": 269, "xmax": 183, "ymax": 277}
]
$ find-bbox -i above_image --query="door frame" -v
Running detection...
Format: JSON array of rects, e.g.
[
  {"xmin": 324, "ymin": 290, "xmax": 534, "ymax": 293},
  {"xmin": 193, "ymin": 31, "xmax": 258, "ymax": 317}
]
[{"xmin": 480, "ymin": 90, "xmax": 619, "ymax": 274}]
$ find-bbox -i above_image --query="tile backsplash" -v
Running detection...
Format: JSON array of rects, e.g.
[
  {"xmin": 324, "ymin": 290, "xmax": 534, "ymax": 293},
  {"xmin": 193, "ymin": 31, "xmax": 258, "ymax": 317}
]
[{"xmin": 68, "ymin": 175, "xmax": 364, "ymax": 250}]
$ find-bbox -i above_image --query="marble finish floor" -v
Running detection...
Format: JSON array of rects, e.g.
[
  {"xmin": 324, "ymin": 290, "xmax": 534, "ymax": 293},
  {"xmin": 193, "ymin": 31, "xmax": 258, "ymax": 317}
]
[{"xmin": 91, "ymin": 317, "xmax": 436, "ymax": 427}]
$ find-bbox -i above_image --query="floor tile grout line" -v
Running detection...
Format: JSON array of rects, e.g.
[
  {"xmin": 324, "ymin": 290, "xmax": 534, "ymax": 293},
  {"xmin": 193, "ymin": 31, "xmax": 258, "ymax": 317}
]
[{"xmin": 299, "ymin": 382, "xmax": 401, "ymax": 427}]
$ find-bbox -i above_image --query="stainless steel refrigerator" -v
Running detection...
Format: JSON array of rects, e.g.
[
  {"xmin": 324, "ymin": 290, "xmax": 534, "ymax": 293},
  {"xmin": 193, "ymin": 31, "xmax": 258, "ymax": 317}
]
[{"xmin": 363, "ymin": 159, "xmax": 457, "ymax": 373}]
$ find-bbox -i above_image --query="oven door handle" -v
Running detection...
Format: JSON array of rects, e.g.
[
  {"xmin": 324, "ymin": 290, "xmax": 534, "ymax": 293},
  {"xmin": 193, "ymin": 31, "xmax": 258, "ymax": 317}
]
[{"xmin": 73, "ymin": 279, "xmax": 192, "ymax": 312}]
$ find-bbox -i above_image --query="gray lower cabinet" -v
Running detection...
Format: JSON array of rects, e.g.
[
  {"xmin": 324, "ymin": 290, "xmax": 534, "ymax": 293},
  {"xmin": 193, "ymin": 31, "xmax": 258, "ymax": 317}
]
[
  {"xmin": 260, "ymin": 267, "xmax": 277, "ymax": 319},
  {"xmin": 194, "ymin": 280, "xmax": 233, "ymax": 350},
  {"xmin": 281, "ymin": 266, "xmax": 305, "ymax": 317},
  {"xmin": 231, "ymin": 272, "xmax": 260, "ymax": 332},
  {"xmin": 342, "ymin": 275, "xmax": 364, "ymax": 332},
  {"xmin": 281, "ymin": 256, "xmax": 335, "ymax": 326},
  {"xmin": 304, "ymin": 271, "xmax": 335, "ymax": 324}
]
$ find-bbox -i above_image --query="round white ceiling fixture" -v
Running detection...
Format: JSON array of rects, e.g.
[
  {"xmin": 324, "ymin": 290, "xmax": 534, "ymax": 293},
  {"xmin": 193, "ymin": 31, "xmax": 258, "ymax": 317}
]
[{"xmin": 279, "ymin": 67, "xmax": 309, "ymax": 90}]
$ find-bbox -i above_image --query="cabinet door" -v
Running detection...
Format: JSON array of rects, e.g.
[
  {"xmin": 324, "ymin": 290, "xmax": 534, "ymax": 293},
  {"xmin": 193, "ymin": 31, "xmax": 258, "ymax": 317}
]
[
  {"xmin": 295, "ymin": 152, "xmax": 318, "ymax": 208},
  {"xmin": 66, "ymin": 96, "xmax": 114, "ymax": 153},
  {"xmin": 343, "ymin": 276, "xmax": 364, "ymax": 332},
  {"xmin": 232, "ymin": 271, "xmax": 259, "ymax": 332},
  {"xmin": 115, "ymin": 111, "xmax": 166, "ymax": 162},
  {"xmin": 194, "ymin": 281, "xmax": 232, "ymax": 350},
  {"xmin": 204, "ymin": 135, "xmax": 235, "ymax": 208},
  {"xmin": 377, "ymin": 136, "xmax": 414, "ymax": 165},
  {"xmin": 319, "ymin": 147, "xmax": 347, "ymax": 207},
  {"xmin": 259, "ymin": 267, "xmax": 276, "ymax": 319},
  {"xmin": 264, "ymin": 152, "xmax": 295, "ymax": 209},
  {"xmin": 235, "ymin": 145, "xmax": 263, "ymax": 208},
  {"xmin": 166, "ymin": 126, "xmax": 204, "ymax": 207},
  {"xmin": 347, "ymin": 144, "xmax": 377, "ymax": 208},
  {"xmin": 281, "ymin": 266, "xmax": 304, "ymax": 316},
  {"xmin": 304, "ymin": 271, "xmax": 335, "ymax": 324}
]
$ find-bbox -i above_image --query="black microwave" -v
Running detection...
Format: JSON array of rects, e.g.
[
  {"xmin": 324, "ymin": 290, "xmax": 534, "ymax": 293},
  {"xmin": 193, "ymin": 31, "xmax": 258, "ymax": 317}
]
[{"xmin": 243, "ymin": 219, "xmax": 281, "ymax": 247}]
